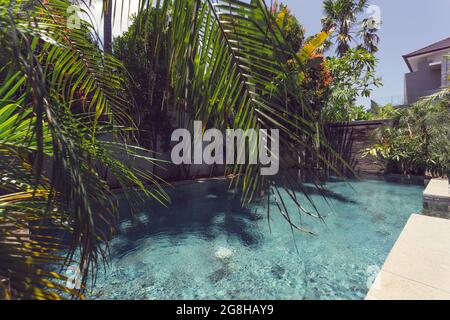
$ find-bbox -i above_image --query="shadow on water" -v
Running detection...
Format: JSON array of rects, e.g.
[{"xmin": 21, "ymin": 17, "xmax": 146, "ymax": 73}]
[
  {"xmin": 37, "ymin": 172, "xmax": 360, "ymax": 258},
  {"xmin": 113, "ymin": 173, "xmax": 360, "ymax": 258},
  {"xmin": 274, "ymin": 170, "xmax": 359, "ymax": 205},
  {"xmin": 114, "ymin": 181, "xmax": 263, "ymax": 256},
  {"xmin": 297, "ymin": 185, "xmax": 358, "ymax": 205}
]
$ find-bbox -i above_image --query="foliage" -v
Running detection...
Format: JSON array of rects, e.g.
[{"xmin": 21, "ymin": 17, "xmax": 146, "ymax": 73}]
[
  {"xmin": 284, "ymin": 30, "xmax": 336, "ymax": 168},
  {"xmin": 109, "ymin": 0, "xmax": 346, "ymax": 203},
  {"xmin": 0, "ymin": 0, "xmax": 167, "ymax": 299},
  {"xmin": 0, "ymin": 0, "xmax": 350, "ymax": 299},
  {"xmin": 113, "ymin": 10, "xmax": 174, "ymax": 153},
  {"xmin": 271, "ymin": 1, "xmax": 332, "ymax": 118},
  {"xmin": 322, "ymin": 0, "xmax": 380, "ymax": 56},
  {"xmin": 298, "ymin": 53, "xmax": 333, "ymax": 118},
  {"xmin": 322, "ymin": 48, "xmax": 382, "ymax": 122},
  {"xmin": 275, "ymin": 0, "xmax": 385, "ymax": 124},
  {"xmin": 113, "ymin": 2, "xmax": 309, "ymax": 155},
  {"xmin": 271, "ymin": 2, "xmax": 305, "ymax": 54},
  {"xmin": 364, "ymin": 93, "xmax": 450, "ymax": 176},
  {"xmin": 368, "ymin": 101, "xmax": 400, "ymax": 120}
]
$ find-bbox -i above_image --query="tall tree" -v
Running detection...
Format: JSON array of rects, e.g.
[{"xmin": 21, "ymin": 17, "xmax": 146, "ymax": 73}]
[{"xmin": 322, "ymin": 0, "xmax": 379, "ymax": 56}]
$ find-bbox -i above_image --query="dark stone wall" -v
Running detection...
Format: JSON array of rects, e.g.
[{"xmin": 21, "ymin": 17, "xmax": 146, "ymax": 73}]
[{"xmin": 325, "ymin": 120, "xmax": 391, "ymax": 176}]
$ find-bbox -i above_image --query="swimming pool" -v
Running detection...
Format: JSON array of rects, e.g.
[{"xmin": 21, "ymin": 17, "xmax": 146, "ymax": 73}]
[{"xmin": 89, "ymin": 177, "xmax": 424, "ymax": 300}]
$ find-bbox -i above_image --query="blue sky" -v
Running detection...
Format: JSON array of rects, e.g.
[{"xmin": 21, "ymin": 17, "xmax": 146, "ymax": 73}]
[{"xmin": 281, "ymin": 0, "xmax": 450, "ymax": 105}]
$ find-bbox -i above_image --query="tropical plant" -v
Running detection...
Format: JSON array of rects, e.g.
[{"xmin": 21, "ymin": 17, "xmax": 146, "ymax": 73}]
[
  {"xmin": 0, "ymin": 0, "xmax": 347, "ymax": 299},
  {"xmin": 0, "ymin": 0, "xmax": 167, "ymax": 299},
  {"xmin": 363, "ymin": 90, "xmax": 450, "ymax": 176},
  {"xmin": 368, "ymin": 102, "xmax": 399, "ymax": 120},
  {"xmin": 322, "ymin": 0, "xmax": 380, "ymax": 56},
  {"xmin": 112, "ymin": 2, "xmax": 311, "ymax": 172},
  {"xmin": 129, "ymin": 0, "xmax": 346, "ymax": 199},
  {"xmin": 271, "ymin": 1, "xmax": 305, "ymax": 54},
  {"xmin": 113, "ymin": 9, "xmax": 174, "ymax": 157},
  {"xmin": 323, "ymin": 48, "xmax": 382, "ymax": 122}
]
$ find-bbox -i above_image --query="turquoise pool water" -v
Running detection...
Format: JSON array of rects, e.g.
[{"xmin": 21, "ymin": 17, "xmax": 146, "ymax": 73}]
[{"xmin": 89, "ymin": 178, "xmax": 424, "ymax": 300}]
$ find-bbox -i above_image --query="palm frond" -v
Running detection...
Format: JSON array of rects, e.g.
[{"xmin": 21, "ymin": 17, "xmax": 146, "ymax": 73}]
[{"xmin": 0, "ymin": 0, "xmax": 168, "ymax": 299}]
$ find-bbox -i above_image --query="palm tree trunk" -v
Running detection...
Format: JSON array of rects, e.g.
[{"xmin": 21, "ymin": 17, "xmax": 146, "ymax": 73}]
[{"xmin": 104, "ymin": 0, "xmax": 113, "ymax": 53}]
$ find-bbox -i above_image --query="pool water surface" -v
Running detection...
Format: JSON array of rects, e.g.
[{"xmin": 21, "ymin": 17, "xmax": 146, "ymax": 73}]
[{"xmin": 89, "ymin": 178, "xmax": 424, "ymax": 300}]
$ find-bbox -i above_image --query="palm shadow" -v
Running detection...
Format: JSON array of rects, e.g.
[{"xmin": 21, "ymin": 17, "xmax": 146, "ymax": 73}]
[{"xmin": 113, "ymin": 181, "xmax": 263, "ymax": 257}]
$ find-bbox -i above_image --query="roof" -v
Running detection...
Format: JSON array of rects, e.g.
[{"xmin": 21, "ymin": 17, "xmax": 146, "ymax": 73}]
[{"xmin": 403, "ymin": 37, "xmax": 450, "ymax": 72}]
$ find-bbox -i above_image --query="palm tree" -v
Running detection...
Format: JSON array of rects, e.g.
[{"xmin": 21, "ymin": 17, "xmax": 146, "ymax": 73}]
[
  {"xmin": 0, "ymin": 0, "xmax": 346, "ymax": 299},
  {"xmin": 322, "ymin": 0, "xmax": 379, "ymax": 56}
]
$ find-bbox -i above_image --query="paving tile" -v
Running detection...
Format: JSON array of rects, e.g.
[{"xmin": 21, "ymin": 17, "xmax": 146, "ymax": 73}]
[
  {"xmin": 366, "ymin": 214, "xmax": 450, "ymax": 299},
  {"xmin": 367, "ymin": 270, "xmax": 450, "ymax": 300}
]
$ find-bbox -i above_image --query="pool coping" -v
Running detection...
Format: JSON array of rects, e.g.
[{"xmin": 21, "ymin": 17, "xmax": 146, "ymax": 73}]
[
  {"xmin": 366, "ymin": 214, "xmax": 450, "ymax": 300},
  {"xmin": 110, "ymin": 172, "xmax": 429, "ymax": 194},
  {"xmin": 423, "ymin": 178, "xmax": 449, "ymax": 200},
  {"xmin": 110, "ymin": 175, "xmax": 235, "ymax": 194},
  {"xmin": 423, "ymin": 178, "xmax": 450, "ymax": 217}
]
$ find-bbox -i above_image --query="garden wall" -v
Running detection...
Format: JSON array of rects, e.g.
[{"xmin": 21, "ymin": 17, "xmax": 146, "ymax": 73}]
[
  {"xmin": 325, "ymin": 120, "xmax": 391, "ymax": 176},
  {"xmin": 77, "ymin": 120, "xmax": 394, "ymax": 188}
]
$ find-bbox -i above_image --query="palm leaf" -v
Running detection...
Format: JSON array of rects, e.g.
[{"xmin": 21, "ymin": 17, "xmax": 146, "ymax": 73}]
[{"xmin": 0, "ymin": 0, "xmax": 168, "ymax": 299}]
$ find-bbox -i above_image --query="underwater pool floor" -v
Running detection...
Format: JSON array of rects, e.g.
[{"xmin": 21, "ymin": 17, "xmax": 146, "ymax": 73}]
[{"xmin": 89, "ymin": 178, "xmax": 424, "ymax": 300}]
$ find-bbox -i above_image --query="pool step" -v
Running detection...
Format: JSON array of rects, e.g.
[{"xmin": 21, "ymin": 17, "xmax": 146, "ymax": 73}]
[{"xmin": 423, "ymin": 178, "xmax": 450, "ymax": 219}]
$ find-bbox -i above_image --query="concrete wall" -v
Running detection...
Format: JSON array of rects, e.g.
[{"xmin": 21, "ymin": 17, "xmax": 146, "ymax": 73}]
[
  {"xmin": 443, "ymin": 56, "xmax": 450, "ymax": 88},
  {"xmin": 0, "ymin": 121, "xmax": 391, "ymax": 191},
  {"xmin": 325, "ymin": 120, "xmax": 390, "ymax": 176},
  {"xmin": 405, "ymin": 69, "xmax": 441, "ymax": 104},
  {"xmin": 84, "ymin": 120, "xmax": 394, "ymax": 188},
  {"xmin": 404, "ymin": 50, "xmax": 450, "ymax": 104}
]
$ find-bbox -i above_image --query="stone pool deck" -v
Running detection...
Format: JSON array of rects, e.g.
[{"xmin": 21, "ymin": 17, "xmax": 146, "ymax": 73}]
[{"xmin": 366, "ymin": 214, "xmax": 450, "ymax": 300}]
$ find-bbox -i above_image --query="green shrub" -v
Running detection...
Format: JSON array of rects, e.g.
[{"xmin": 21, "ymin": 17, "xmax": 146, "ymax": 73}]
[{"xmin": 364, "ymin": 95, "xmax": 450, "ymax": 176}]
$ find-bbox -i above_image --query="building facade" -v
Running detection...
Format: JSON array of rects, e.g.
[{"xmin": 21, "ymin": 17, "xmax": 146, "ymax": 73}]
[{"xmin": 403, "ymin": 37, "xmax": 450, "ymax": 104}]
